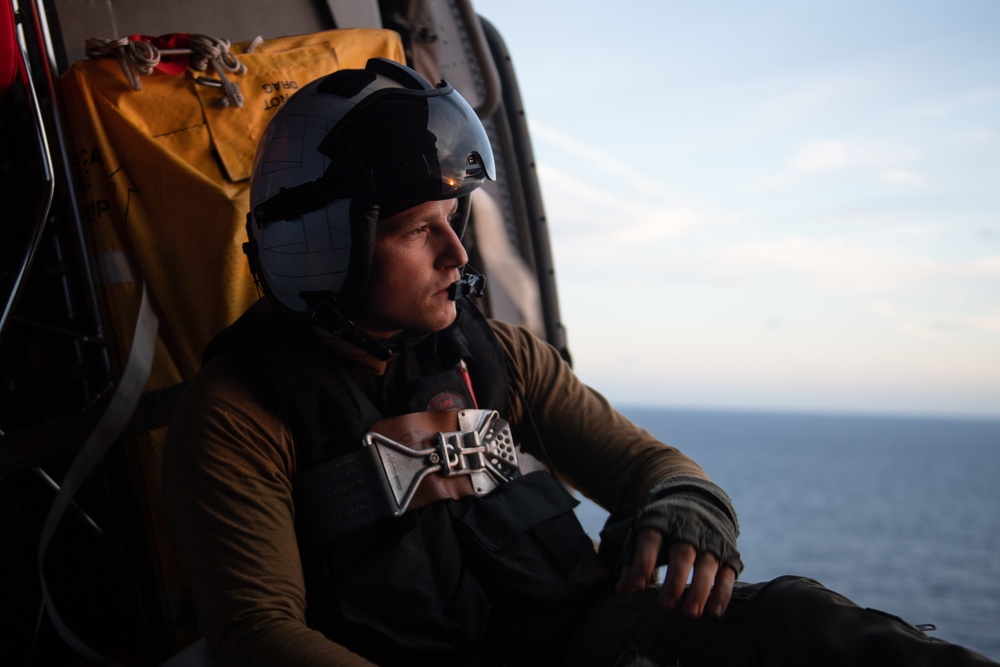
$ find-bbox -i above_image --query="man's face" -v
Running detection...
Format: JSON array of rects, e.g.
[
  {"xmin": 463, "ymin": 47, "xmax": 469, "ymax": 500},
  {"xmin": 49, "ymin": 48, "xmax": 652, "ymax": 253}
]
[{"xmin": 352, "ymin": 199, "xmax": 468, "ymax": 339}]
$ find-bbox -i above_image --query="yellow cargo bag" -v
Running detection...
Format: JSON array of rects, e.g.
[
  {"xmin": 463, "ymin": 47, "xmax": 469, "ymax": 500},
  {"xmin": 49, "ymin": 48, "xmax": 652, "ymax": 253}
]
[
  {"xmin": 58, "ymin": 28, "xmax": 405, "ymax": 649},
  {"xmin": 63, "ymin": 29, "xmax": 404, "ymax": 386}
]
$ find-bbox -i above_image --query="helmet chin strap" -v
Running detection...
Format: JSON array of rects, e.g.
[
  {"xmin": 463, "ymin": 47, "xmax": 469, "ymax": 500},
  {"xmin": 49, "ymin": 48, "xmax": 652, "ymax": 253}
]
[
  {"xmin": 300, "ymin": 291, "xmax": 395, "ymax": 361},
  {"xmin": 319, "ymin": 312, "xmax": 396, "ymax": 361}
]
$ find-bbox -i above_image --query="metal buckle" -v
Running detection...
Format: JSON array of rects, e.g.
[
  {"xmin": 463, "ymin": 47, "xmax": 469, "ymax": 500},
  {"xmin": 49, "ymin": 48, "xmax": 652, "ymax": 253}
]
[
  {"xmin": 364, "ymin": 409, "xmax": 520, "ymax": 516},
  {"xmin": 437, "ymin": 409, "xmax": 520, "ymax": 496}
]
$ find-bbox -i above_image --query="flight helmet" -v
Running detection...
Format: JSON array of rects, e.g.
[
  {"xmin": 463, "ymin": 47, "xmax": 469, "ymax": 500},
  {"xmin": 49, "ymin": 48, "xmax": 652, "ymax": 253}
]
[{"xmin": 244, "ymin": 57, "xmax": 496, "ymax": 324}]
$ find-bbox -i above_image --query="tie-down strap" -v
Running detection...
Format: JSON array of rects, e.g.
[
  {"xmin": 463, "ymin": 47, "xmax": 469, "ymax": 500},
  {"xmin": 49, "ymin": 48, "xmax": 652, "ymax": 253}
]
[{"xmin": 293, "ymin": 409, "xmax": 521, "ymax": 545}]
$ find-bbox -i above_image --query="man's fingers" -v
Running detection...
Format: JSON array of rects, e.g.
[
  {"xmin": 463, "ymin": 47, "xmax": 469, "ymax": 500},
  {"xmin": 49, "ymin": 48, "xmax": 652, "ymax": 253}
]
[
  {"xmin": 682, "ymin": 551, "xmax": 719, "ymax": 617},
  {"xmin": 657, "ymin": 542, "xmax": 696, "ymax": 611},
  {"xmin": 705, "ymin": 564, "xmax": 737, "ymax": 618},
  {"xmin": 618, "ymin": 533, "xmax": 737, "ymax": 619},
  {"xmin": 616, "ymin": 529, "xmax": 661, "ymax": 595}
]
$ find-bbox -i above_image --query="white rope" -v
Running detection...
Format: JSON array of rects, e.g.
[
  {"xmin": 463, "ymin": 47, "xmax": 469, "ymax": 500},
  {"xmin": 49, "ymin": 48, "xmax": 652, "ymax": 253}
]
[
  {"xmin": 86, "ymin": 37, "xmax": 160, "ymax": 91},
  {"xmin": 188, "ymin": 34, "xmax": 244, "ymax": 107},
  {"xmin": 85, "ymin": 33, "xmax": 264, "ymax": 107}
]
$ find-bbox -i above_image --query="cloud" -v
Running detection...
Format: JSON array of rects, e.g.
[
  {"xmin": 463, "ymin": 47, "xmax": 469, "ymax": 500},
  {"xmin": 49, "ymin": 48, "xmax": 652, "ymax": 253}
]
[
  {"xmin": 706, "ymin": 237, "xmax": 1000, "ymax": 292},
  {"xmin": 790, "ymin": 138, "xmax": 921, "ymax": 174},
  {"xmin": 750, "ymin": 138, "xmax": 926, "ymax": 190},
  {"xmin": 529, "ymin": 120, "xmax": 740, "ymax": 244},
  {"xmin": 904, "ymin": 85, "xmax": 1000, "ymax": 118},
  {"xmin": 791, "ymin": 139, "xmax": 850, "ymax": 172},
  {"xmin": 740, "ymin": 135, "xmax": 927, "ymax": 192},
  {"xmin": 537, "ymin": 163, "xmax": 738, "ymax": 243},
  {"xmin": 742, "ymin": 172, "xmax": 797, "ymax": 192},
  {"xmin": 529, "ymin": 120, "xmax": 670, "ymax": 197},
  {"xmin": 879, "ymin": 169, "xmax": 924, "ymax": 185},
  {"xmin": 749, "ymin": 76, "xmax": 876, "ymax": 132},
  {"xmin": 970, "ymin": 255, "xmax": 1000, "ymax": 274},
  {"xmin": 868, "ymin": 300, "xmax": 1000, "ymax": 338},
  {"xmin": 951, "ymin": 127, "xmax": 996, "ymax": 146},
  {"xmin": 530, "ymin": 115, "xmax": 779, "ymax": 246}
]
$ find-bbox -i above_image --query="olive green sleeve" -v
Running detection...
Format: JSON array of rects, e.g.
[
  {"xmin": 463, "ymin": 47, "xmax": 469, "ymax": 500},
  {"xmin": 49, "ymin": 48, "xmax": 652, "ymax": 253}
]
[
  {"xmin": 487, "ymin": 320, "xmax": 709, "ymax": 511},
  {"xmin": 162, "ymin": 357, "xmax": 375, "ymax": 667}
]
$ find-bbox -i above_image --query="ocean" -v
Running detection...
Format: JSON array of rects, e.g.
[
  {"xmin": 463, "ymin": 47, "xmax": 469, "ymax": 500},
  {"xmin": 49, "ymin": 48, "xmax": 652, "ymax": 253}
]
[{"xmin": 572, "ymin": 406, "xmax": 1000, "ymax": 661}]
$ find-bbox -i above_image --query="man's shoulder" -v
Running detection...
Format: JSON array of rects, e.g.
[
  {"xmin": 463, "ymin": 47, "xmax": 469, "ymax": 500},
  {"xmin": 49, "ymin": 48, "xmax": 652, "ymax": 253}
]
[
  {"xmin": 485, "ymin": 317, "xmax": 530, "ymax": 340},
  {"xmin": 485, "ymin": 318, "xmax": 552, "ymax": 354}
]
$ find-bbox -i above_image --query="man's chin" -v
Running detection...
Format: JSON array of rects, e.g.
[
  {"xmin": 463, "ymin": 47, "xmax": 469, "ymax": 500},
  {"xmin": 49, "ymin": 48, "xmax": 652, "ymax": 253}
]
[
  {"xmin": 426, "ymin": 307, "xmax": 458, "ymax": 333},
  {"xmin": 384, "ymin": 309, "xmax": 457, "ymax": 341}
]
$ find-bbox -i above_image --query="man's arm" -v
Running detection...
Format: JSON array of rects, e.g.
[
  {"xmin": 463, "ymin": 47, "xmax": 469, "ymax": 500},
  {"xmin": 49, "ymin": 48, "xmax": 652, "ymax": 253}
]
[
  {"xmin": 488, "ymin": 321, "xmax": 741, "ymax": 617},
  {"xmin": 162, "ymin": 360, "xmax": 374, "ymax": 666}
]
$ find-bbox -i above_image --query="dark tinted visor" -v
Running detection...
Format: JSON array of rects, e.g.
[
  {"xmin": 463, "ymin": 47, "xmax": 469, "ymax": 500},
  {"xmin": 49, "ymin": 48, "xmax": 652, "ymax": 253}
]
[
  {"xmin": 321, "ymin": 84, "xmax": 496, "ymax": 202},
  {"xmin": 252, "ymin": 82, "xmax": 495, "ymax": 226}
]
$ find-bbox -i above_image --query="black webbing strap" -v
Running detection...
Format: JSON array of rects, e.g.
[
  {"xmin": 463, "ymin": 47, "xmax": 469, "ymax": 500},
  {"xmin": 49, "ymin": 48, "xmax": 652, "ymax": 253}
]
[{"xmin": 293, "ymin": 445, "xmax": 394, "ymax": 546}]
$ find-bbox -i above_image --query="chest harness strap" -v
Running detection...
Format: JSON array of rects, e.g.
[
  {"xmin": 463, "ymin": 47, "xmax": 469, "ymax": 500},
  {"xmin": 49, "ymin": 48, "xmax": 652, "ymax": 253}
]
[{"xmin": 293, "ymin": 408, "xmax": 521, "ymax": 546}]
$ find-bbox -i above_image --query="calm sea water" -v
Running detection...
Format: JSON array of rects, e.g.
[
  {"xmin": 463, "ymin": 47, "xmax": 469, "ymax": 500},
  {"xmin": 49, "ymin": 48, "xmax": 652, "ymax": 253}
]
[{"xmin": 573, "ymin": 406, "xmax": 1000, "ymax": 661}]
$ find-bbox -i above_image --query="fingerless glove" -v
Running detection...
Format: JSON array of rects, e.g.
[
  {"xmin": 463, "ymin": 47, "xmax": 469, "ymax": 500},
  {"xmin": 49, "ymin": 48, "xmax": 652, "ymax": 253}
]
[{"xmin": 637, "ymin": 476, "xmax": 743, "ymax": 576}]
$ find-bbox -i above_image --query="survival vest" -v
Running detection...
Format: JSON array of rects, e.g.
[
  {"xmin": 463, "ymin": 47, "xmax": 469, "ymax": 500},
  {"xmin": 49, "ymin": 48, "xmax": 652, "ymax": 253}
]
[{"xmin": 201, "ymin": 298, "xmax": 609, "ymax": 663}]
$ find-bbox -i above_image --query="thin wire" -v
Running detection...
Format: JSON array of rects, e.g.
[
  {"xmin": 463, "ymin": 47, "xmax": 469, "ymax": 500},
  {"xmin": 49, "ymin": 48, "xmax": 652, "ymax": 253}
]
[{"xmin": 511, "ymin": 375, "xmax": 558, "ymax": 479}]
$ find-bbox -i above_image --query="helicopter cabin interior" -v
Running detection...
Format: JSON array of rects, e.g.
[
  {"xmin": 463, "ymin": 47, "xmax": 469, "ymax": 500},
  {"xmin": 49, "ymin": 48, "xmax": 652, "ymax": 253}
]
[{"xmin": 0, "ymin": 0, "xmax": 567, "ymax": 663}]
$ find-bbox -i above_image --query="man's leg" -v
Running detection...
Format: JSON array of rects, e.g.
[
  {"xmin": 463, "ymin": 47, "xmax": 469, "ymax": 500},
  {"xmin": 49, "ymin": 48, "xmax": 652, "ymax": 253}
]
[{"xmin": 562, "ymin": 575, "xmax": 998, "ymax": 667}]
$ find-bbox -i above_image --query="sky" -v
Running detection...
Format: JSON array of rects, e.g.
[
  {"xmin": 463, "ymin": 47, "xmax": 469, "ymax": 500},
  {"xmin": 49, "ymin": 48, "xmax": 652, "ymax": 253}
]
[{"xmin": 472, "ymin": 0, "xmax": 1000, "ymax": 418}]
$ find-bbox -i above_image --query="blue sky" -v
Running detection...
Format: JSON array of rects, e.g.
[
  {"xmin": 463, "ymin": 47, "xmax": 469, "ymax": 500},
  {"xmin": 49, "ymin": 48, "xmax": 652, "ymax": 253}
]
[{"xmin": 473, "ymin": 0, "xmax": 1000, "ymax": 417}]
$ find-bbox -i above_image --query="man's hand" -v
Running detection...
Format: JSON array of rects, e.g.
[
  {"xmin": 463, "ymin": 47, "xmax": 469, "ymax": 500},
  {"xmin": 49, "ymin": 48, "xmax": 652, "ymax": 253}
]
[{"xmin": 615, "ymin": 528, "xmax": 736, "ymax": 618}]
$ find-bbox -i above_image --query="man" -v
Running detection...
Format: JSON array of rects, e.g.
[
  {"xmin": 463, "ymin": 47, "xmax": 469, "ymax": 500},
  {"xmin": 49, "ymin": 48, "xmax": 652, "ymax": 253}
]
[{"xmin": 163, "ymin": 58, "xmax": 997, "ymax": 666}]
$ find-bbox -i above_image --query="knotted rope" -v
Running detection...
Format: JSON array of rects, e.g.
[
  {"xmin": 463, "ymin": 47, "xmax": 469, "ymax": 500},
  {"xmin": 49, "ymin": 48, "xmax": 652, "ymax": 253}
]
[
  {"xmin": 85, "ymin": 34, "xmax": 264, "ymax": 108},
  {"xmin": 86, "ymin": 37, "xmax": 159, "ymax": 91}
]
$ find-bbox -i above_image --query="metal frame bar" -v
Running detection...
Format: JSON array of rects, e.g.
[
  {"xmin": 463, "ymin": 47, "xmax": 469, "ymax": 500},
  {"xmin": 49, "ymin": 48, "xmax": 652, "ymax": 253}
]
[{"xmin": 0, "ymin": 0, "xmax": 55, "ymax": 345}]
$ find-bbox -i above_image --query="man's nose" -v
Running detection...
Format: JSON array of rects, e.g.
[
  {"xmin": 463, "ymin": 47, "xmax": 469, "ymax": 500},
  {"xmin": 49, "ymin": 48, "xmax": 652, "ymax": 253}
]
[{"xmin": 437, "ymin": 223, "xmax": 469, "ymax": 269}]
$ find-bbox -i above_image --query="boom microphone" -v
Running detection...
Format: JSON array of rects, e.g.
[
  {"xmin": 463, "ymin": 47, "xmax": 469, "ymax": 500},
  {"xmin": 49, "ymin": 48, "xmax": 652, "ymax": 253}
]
[{"xmin": 448, "ymin": 267, "xmax": 486, "ymax": 300}]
